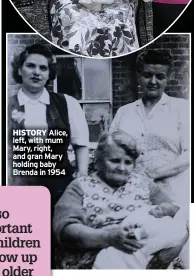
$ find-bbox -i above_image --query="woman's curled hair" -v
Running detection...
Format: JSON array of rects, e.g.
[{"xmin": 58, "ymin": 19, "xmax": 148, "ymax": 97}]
[
  {"xmin": 136, "ymin": 49, "xmax": 174, "ymax": 74},
  {"xmin": 95, "ymin": 130, "xmax": 140, "ymax": 170},
  {"xmin": 11, "ymin": 43, "xmax": 57, "ymax": 84}
]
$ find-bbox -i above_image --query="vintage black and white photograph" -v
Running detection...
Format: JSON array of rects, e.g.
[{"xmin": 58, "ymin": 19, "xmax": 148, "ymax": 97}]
[
  {"xmin": 9, "ymin": 0, "xmax": 191, "ymax": 57},
  {"xmin": 7, "ymin": 32, "xmax": 190, "ymax": 269}
]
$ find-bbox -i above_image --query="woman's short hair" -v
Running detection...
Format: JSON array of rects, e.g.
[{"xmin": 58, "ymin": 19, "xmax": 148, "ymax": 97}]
[
  {"xmin": 136, "ymin": 49, "xmax": 174, "ymax": 74},
  {"xmin": 11, "ymin": 43, "xmax": 57, "ymax": 84},
  {"xmin": 95, "ymin": 130, "xmax": 140, "ymax": 170}
]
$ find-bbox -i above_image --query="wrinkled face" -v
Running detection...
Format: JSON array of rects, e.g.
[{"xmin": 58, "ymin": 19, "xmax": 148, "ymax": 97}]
[
  {"xmin": 102, "ymin": 145, "xmax": 135, "ymax": 187},
  {"xmin": 18, "ymin": 54, "xmax": 49, "ymax": 93},
  {"xmin": 139, "ymin": 64, "xmax": 169, "ymax": 100}
]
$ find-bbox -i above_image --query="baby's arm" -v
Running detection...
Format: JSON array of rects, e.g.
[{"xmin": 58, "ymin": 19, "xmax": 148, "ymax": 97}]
[
  {"xmin": 149, "ymin": 181, "xmax": 174, "ymax": 205},
  {"xmin": 148, "ymin": 180, "xmax": 186, "ymax": 222},
  {"xmin": 121, "ymin": 208, "xmax": 185, "ymax": 256}
]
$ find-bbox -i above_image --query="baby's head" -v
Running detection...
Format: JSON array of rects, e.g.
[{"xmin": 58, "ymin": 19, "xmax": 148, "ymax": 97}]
[{"xmin": 149, "ymin": 202, "xmax": 180, "ymax": 218}]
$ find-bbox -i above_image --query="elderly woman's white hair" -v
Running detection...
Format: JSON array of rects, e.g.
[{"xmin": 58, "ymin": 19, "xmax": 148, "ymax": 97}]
[{"xmin": 95, "ymin": 130, "xmax": 140, "ymax": 170}]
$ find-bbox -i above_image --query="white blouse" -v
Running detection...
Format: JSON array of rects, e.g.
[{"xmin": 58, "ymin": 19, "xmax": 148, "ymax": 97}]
[
  {"xmin": 17, "ymin": 88, "xmax": 89, "ymax": 147},
  {"xmin": 110, "ymin": 93, "xmax": 190, "ymax": 205},
  {"xmin": 110, "ymin": 93, "xmax": 189, "ymax": 167}
]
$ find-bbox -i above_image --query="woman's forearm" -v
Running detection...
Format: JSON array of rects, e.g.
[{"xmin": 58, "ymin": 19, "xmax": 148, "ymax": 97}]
[
  {"xmin": 74, "ymin": 146, "xmax": 89, "ymax": 176},
  {"xmin": 63, "ymin": 223, "xmax": 109, "ymax": 249},
  {"xmin": 150, "ymin": 151, "xmax": 189, "ymax": 181}
]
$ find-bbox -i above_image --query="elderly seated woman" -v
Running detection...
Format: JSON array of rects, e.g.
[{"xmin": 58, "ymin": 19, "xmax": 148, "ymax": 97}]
[{"xmin": 53, "ymin": 131, "xmax": 189, "ymax": 269}]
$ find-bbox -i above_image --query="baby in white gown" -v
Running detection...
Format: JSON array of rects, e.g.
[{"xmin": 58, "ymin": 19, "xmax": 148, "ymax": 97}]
[{"xmin": 93, "ymin": 202, "xmax": 188, "ymax": 269}]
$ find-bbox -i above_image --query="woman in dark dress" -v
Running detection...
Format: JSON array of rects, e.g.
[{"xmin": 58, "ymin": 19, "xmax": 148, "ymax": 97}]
[{"xmin": 8, "ymin": 43, "xmax": 89, "ymax": 208}]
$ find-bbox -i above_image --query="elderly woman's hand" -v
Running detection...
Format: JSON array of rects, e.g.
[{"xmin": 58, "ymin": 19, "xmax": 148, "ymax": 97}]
[{"xmin": 106, "ymin": 225, "xmax": 143, "ymax": 253}]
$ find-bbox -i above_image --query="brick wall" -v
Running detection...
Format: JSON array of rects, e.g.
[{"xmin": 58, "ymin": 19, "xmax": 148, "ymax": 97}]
[
  {"xmin": 112, "ymin": 56, "xmax": 138, "ymax": 116},
  {"xmin": 139, "ymin": 34, "xmax": 190, "ymax": 100},
  {"xmin": 112, "ymin": 34, "xmax": 190, "ymax": 115},
  {"xmin": 149, "ymin": 34, "xmax": 190, "ymax": 99},
  {"xmin": 16, "ymin": 0, "xmax": 51, "ymax": 39},
  {"xmin": 8, "ymin": 34, "xmax": 51, "ymax": 97},
  {"xmin": 8, "ymin": 33, "xmax": 190, "ymax": 116}
]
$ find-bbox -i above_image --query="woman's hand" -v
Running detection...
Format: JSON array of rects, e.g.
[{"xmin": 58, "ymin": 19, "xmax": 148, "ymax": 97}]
[
  {"xmin": 146, "ymin": 244, "xmax": 184, "ymax": 269},
  {"xmin": 106, "ymin": 225, "xmax": 143, "ymax": 253},
  {"xmin": 73, "ymin": 171, "xmax": 87, "ymax": 178},
  {"xmin": 74, "ymin": 146, "xmax": 89, "ymax": 178}
]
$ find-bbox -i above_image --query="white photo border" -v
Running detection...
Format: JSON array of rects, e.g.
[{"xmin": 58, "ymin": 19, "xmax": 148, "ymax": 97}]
[{"xmin": 5, "ymin": 33, "xmax": 192, "ymax": 273}]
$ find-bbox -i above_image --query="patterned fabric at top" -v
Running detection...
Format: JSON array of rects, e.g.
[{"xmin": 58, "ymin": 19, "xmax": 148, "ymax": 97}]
[
  {"xmin": 50, "ymin": 0, "xmax": 139, "ymax": 57},
  {"xmin": 15, "ymin": 1, "xmax": 153, "ymax": 48}
]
